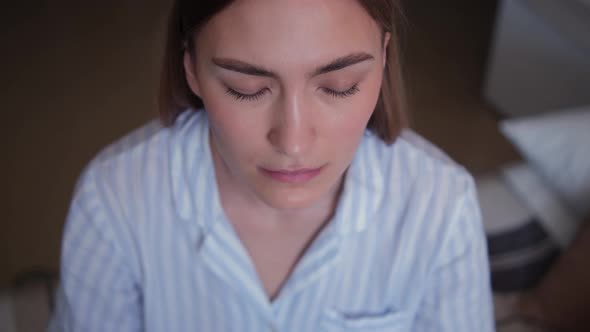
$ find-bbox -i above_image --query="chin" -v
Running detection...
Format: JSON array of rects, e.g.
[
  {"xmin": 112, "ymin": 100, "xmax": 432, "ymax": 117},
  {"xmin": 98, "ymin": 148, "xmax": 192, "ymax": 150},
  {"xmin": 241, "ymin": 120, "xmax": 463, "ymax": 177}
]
[{"xmin": 258, "ymin": 186, "xmax": 326, "ymax": 211}]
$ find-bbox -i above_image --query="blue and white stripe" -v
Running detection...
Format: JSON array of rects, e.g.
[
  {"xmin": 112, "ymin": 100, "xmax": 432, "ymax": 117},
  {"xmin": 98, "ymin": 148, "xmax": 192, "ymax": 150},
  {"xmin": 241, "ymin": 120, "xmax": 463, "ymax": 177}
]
[{"xmin": 48, "ymin": 110, "xmax": 494, "ymax": 331}]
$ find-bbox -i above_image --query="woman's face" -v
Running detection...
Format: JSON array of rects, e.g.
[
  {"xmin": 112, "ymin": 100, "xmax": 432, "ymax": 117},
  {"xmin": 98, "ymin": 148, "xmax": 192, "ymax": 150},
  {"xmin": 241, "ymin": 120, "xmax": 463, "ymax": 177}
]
[{"xmin": 185, "ymin": 0, "xmax": 388, "ymax": 211}]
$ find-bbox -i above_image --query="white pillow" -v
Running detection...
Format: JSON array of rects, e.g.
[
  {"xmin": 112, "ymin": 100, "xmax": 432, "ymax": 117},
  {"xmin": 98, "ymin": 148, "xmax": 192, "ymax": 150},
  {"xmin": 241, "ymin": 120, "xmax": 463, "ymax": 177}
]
[
  {"xmin": 500, "ymin": 106, "xmax": 590, "ymax": 220},
  {"xmin": 476, "ymin": 173, "xmax": 532, "ymax": 235}
]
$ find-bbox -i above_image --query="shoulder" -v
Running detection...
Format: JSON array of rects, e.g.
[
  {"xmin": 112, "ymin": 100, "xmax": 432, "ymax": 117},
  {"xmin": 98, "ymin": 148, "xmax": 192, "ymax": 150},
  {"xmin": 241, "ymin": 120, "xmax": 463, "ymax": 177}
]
[
  {"xmin": 361, "ymin": 128, "xmax": 475, "ymax": 194},
  {"xmin": 75, "ymin": 110, "xmax": 208, "ymax": 221},
  {"xmin": 89, "ymin": 110, "xmax": 205, "ymax": 170},
  {"xmin": 359, "ymin": 129, "xmax": 480, "ymax": 252},
  {"xmin": 84, "ymin": 110, "xmax": 206, "ymax": 176},
  {"xmin": 395, "ymin": 129, "xmax": 477, "ymax": 212}
]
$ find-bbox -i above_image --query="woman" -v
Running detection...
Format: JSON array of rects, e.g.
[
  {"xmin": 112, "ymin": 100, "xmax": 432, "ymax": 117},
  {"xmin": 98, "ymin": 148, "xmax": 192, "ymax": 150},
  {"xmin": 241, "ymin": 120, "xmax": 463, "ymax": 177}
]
[{"xmin": 49, "ymin": 0, "xmax": 494, "ymax": 331}]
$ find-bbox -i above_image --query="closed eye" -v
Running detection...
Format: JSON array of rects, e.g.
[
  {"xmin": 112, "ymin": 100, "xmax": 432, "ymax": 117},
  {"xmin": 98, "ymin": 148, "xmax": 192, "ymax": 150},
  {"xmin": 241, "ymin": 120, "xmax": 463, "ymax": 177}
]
[
  {"xmin": 321, "ymin": 84, "xmax": 360, "ymax": 99},
  {"xmin": 225, "ymin": 84, "xmax": 360, "ymax": 102},
  {"xmin": 225, "ymin": 87, "xmax": 269, "ymax": 101}
]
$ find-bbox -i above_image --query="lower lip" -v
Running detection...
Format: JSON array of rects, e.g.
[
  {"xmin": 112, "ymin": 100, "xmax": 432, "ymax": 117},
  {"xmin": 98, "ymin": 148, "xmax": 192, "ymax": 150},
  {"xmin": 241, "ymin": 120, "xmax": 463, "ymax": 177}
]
[{"xmin": 260, "ymin": 167, "xmax": 323, "ymax": 184}]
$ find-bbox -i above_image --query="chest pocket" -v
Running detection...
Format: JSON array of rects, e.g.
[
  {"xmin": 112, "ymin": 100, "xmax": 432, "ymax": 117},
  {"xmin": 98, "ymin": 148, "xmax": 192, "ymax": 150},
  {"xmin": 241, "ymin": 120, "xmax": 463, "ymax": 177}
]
[{"xmin": 320, "ymin": 308, "xmax": 412, "ymax": 332}]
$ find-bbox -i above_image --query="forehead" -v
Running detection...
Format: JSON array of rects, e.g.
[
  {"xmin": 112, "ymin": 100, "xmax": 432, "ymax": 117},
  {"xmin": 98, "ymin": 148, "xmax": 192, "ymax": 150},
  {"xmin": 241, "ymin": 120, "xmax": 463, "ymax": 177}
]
[{"xmin": 196, "ymin": 0, "xmax": 382, "ymax": 70}]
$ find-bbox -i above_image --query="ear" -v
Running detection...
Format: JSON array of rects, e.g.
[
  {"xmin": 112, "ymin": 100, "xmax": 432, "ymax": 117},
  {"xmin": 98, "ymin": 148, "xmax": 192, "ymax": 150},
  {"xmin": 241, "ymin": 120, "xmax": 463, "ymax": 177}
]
[
  {"xmin": 183, "ymin": 51, "xmax": 201, "ymax": 97},
  {"xmin": 382, "ymin": 32, "xmax": 391, "ymax": 69}
]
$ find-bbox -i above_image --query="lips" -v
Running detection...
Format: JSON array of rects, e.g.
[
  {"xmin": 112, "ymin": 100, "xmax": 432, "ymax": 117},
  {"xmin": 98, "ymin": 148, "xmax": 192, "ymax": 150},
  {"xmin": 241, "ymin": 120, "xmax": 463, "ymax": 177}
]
[{"xmin": 259, "ymin": 166, "xmax": 323, "ymax": 184}]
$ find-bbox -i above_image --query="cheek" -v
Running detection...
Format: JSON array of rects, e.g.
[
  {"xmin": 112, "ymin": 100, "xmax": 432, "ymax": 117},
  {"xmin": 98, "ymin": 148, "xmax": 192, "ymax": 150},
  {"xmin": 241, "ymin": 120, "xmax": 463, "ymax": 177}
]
[
  {"xmin": 329, "ymin": 77, "xmax": 381, "ymax": 136},
  {"xmin": 200, "ymin": 82, "xmax": 258, "ymax": 145},
  {"xmin": 323, "ymin": 76, "xmax": 382, "ymax": 160},
  {"xmin": 201, "ymin": 98, "xmax": 264, "ymax": 168},
  {"xmin": 208, "ymin": 109, "xmax": 262, "ymax": 159}
]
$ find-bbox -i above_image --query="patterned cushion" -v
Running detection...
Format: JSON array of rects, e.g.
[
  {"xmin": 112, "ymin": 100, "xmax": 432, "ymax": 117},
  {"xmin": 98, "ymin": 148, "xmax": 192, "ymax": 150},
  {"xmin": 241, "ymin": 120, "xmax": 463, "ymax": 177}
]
[
  {"xmin": 477, "ymin": 166, "xmax": 562, "ymax": 291},
  {"xmin": 487, "ymin": 218, "xmax": 560, "ymax": 291}
]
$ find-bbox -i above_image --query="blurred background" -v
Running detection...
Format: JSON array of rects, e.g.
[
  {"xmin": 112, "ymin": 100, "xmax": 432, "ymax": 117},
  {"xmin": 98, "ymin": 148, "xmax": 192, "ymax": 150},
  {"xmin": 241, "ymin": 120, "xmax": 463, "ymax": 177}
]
[{"xmin": 2, "ymin": 0, "xmax": 589, "ymax": 331}]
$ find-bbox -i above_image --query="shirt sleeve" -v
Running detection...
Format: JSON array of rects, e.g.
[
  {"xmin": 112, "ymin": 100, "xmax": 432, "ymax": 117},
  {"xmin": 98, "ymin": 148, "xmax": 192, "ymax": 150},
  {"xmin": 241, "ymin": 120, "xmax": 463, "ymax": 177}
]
[
  {"xmin": 414, "ymin": 176, "xmax": 495, "ymax": 331},
  {"xmin": 47, "ymin": 167, "xmax": 143, "ymax": 332}
]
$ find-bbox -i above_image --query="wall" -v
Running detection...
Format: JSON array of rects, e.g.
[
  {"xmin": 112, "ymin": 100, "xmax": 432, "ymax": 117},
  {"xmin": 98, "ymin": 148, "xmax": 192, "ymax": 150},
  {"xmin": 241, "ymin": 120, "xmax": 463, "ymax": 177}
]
[
  {"xmin": 484, "ymin": 0, "xmax": 590, "ymax": 116},
  {"xmin": 1, "ymin": 1, "xmax": 171, "ymax": 286}
]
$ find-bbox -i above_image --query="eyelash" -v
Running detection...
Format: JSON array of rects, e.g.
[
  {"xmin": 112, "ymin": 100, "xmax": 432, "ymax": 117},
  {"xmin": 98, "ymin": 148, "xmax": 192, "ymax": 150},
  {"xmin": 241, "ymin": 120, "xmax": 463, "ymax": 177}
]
[
  {"xmin": 322, "ymin": 84, "xmax": 360, "ymax": 99},
  {"xmin": 225, "ymin": 84, "xmax": 360, "ymax": 102},
  {"xmin": 225, "ymin": 87, "xmax": 268, "ymax": 101}
]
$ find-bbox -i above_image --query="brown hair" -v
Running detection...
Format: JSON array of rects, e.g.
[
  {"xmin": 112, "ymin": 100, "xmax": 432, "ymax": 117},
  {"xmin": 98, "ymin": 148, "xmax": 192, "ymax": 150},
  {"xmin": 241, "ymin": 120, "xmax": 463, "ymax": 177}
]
[{"xmin": 159, "ymin": 0, "xmax": 408, "ymax": 144}]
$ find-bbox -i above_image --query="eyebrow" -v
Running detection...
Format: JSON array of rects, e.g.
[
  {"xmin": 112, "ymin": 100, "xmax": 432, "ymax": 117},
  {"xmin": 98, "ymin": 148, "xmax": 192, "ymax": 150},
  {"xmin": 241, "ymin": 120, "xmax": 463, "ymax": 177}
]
[{"xmin": 212, "ymin": 52, "xmax": 375, "ymax": 79}]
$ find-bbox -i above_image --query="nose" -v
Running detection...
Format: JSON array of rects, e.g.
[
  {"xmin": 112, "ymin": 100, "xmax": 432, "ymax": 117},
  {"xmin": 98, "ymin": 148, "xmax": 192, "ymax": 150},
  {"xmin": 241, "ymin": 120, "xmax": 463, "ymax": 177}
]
[{"xmin": 267, "ymin": 92, "xmax": 316, "ymax": 158}]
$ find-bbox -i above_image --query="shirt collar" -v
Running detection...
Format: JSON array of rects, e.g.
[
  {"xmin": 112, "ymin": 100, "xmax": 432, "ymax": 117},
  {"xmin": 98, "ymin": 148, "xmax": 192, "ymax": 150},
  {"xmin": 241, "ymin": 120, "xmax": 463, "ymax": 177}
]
[
  {"xmin": 331, "ymin": 131, "xmax": 386, "ymax": 235},
  {"xmin": 170, "ymin": 111, "xmax": 221, "ymax": 230}
]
